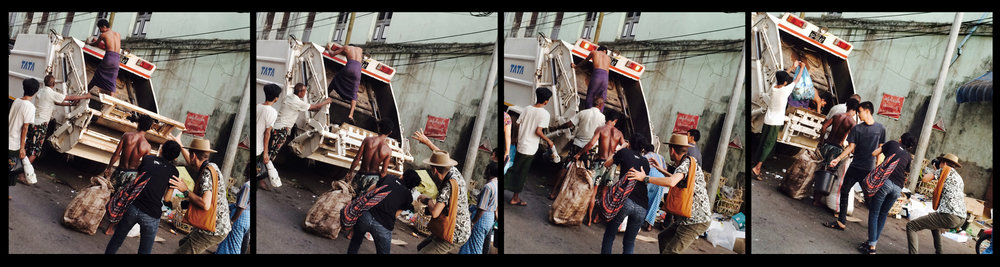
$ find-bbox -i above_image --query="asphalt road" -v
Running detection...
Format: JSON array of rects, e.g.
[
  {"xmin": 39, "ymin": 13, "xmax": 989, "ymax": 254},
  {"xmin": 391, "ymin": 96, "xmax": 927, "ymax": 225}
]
[
  {"xmin": 8, "ymin": 154, "xmax": 187, "ymax": 254},
  {"xmin": 750, "ymin": 148, "xmax": 976, "ymax": 254},
  {"xmin": 503, "ymin": 160, "xmax": 737, "ymax": 254},
  {"xmin": 255, "ymin": 157, "xmax": 497, "ymax": 254}
]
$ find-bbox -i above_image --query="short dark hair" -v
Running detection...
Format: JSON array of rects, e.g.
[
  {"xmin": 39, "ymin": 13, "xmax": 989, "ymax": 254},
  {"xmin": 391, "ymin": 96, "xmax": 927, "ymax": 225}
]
[
  {"xmin": 161, "ymin": 140, "xmax": 182, "ymax": 161},
  {"xmin": 378, "ymin": 119, "xmax": 395, "ymax": 135},
  {"xmin": 535, "ymin": 87, "xmax": 552, "ymax": 104},
  {"xmin": 44, "ymin": 75, "xmax": 56, "ymax": 87},
  {"xmin": 493, "ymin": 147, "xmax": 504, "ymax": 160},
  {"xmin": 846, "ymin": 98, "xmax": 860, "ymax": 112},
  {"xmin": 135, "ymin": 114, "xmax": 154, "ymax": 132},
  {"xmin": 401, "ymin": 169, "xmax": 421, "ymax": 190},
  {"xmin": 775, "ymin": 70, "xmax": 793, "ymax": 86},
  {"xmin": 97, "ymin": 19, "xmax": 110, "ymax": 29},
  {"xmin": 484, "ymin": 161, "xmax": 498, "ymax": 179},
  {"xmin": 687, "ymin": 129, "xmax": 700, "ymax": 142},
  {"xmin": 900, "ymin": 132, "xmax": 916, "ymax": 151},
  {"xmin": 263, "ymin": 84, "xmax": 281, "ymax": 102},
  {"xmin": 859, "ymin": 101, "xmax": 874, "ymax": 113},
  {"xmin": 432, "ymin": 165, "xmax": 449, "ymax": 175},
  {"xmin": 604, "ymin": 108, "xmax": 619, "ymax": 123},
  {"xmin": 293, "ymin": 83, "xmax": 306, "ymax": 94},
  {"xmin": 630, "ymin": 134, "xmax": 649, "ymax": 153},
  {"xmin": 596, "ymin": 46, "xmax": 607, "ymax": 52},
  {"xmin": 22, "ymin": 78, "xmax": 40, "ymax": 96}
]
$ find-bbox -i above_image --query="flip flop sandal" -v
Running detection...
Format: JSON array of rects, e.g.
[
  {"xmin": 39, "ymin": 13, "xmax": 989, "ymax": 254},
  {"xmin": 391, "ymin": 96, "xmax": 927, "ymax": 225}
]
[{"xmin": 823, "ymin": 221, "xmax": 846, "ymax": 231}]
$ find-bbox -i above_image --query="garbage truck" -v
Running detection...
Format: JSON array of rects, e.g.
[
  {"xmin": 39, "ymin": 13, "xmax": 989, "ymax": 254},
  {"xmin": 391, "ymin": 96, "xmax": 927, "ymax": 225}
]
[
  {"xmin": 750, "ymin": 12, "xmax": 857, "ymax": 151},
  {"xmin": 255, "ymin": 39, "xmax": 412, "ymax": 176},
  {"xmin": 8, "ymin": 32, "xmax": 185, "ymax": 165},
  {"xmin": 503, "ymin": 36, "xmax": 658, "ymax": 157}
]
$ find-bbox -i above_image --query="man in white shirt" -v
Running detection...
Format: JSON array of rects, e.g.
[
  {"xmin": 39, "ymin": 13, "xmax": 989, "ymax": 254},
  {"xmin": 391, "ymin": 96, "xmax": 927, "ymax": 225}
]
[
  {"xmin": 505, "ymin": 87, "xmax": 554, "ymax": 207},
  {"xmin": 752, "ymin": 61, "xmax": 804, "ymax": 178},
  {"xmin": 10, "ymin": 78, "xmax": 39, "ymax": 188},
  {"xmin": 26, "ymin": 75, "xmax": 90, "ymax": 163},
  {"xmin": 548, "ymin": 97, "xmax": 605, "ymax": 200},
  {"xmin": 268, "ymin": 83, "xmax": 332, "ymax": 162},
  {"xmin": 254, "ymin": 84, "xmax": 280, "ymax": 190}
]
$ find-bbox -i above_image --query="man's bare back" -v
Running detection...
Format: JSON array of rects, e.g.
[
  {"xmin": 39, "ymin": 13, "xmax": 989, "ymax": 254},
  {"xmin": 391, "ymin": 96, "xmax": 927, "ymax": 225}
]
[
  {"xmin": 594, "ymin": 124, "xmax": 624, "ymax": 160},
  {"xmin": 826, "ymin": 113, "xmax": 856, "ymax": 146},
  {"xmin": 589, "ymin": 50, "xmax": 611, "ymax": 71},
  {"xmin": 99, "ymin": 30, "xmax": 121, "ymax": 53},
  {"xmin": 357, "ymin": 136, "xmax": 392, "ymax": 176},
  {"xmin": 329, "ymin": 44, "xmax": 364, "ymax": 62},
  {"xmin": 117, "ymin": 132, "xmax": 151, "ymax": 169}
]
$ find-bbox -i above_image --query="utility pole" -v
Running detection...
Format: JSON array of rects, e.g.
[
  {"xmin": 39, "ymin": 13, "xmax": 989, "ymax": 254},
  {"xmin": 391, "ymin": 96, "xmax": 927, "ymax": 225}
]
[
  {"xmin": 708, "ymin": 47, "xmax": 746, "ymax": 206},
  {"xmin": 344, "ymin": 12, "xmax": 356, "ymax": 45},
  {"xmin": 907, "ymin": 13, "xmax": 964, "ymax": 191},
  {"xmin": 462, "ymin": 42, "xmax": 498, "ymax": 180},
  {"xmin": 594, "ymin": 12, "xmax": 605, "ymax": 43},
  {"xmin": 222, "ymin": 73, "xmax": 251, "ymax": 181}
]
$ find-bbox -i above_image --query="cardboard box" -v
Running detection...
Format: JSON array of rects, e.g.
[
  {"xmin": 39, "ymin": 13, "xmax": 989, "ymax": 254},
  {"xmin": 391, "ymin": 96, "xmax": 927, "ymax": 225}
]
[{"xmin": 966, "ymin": 197, "xmax": 985, "ymax": 217}]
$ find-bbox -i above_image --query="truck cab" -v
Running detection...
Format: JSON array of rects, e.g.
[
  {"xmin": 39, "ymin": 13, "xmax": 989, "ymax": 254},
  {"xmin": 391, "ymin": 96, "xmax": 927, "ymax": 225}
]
[
  {"xmin": 504, "ymin": 36, "xmax": 657, "ymax": 156},
  {"xmin": 255, "ymin": 39, "xmax": 411, "ymax": 176},
  {"xmin": 8, "ymin": 33, "xmax": 184, "ymax": 165},
  {"xmin": 751, "ymin": 12, "xmax": 857, "ymax": 150}
]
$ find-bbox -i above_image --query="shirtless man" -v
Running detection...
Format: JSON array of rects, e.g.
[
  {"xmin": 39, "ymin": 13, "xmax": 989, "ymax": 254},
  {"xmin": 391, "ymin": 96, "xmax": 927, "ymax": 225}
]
[
  {"xmin": 87, "ymin": 19, "xmax": 122, "ymax": 95},
  {"xmin": 813, "ymin": 98, "xmax": 859, "ymax": 206},
  {"xmin": 327, "ymin": 43, "xmax": 365, "ymax": 123},
  {"xmin": 572, "ymin": 108, "xmax": 628, "ymax": 226},
  {"xmin": 574, "ymin": 46, "xmax": 611, "ymax": 111},
  {"xmin": 345, "ymin": 119, "xmax": 396, "ymax": 195},
  {"xmin": 102, "ymin": 114, "xmax": 153, "ymax": 235}
]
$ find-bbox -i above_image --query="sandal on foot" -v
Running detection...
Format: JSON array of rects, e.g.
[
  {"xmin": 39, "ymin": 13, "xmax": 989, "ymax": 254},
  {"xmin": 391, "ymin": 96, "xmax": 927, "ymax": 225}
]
[{"xmin": 822, "ymin": 221, "xmax": 846, "ymax": 231}]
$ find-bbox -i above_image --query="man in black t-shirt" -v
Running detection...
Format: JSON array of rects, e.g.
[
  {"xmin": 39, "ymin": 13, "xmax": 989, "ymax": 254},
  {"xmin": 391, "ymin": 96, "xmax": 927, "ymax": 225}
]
[
  {"xmin": 105, "ymin": 140, "xmax": 182, "ymax": 254},
  {"xmin": 600, "ymin": 134, "xmax": 651, "ymax": 254},
  {"xmin": 347, "ymin": 169, "xmax": 421, "ymax": 254},
  {"xmin": 825, "ymin": 101, "xmax": 886, "ymax": 230}
]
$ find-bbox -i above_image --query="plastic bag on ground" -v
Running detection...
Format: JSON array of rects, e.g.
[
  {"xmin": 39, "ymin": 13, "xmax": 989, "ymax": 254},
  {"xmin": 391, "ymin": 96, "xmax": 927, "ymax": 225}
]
[
  {"xmin": 22, "ymin": 156, "xmax": 36, "ymax": 185},
  {"xmin": 266, "ymin": 161, "xmax": 281, "ymax": 188},
  {"xmin": 707, "ymin": 219, "xmax": 737, "ymax": 250},
  {"xmin": 549, "ymin": 161, "xmax": 595, "ymax": 225}
]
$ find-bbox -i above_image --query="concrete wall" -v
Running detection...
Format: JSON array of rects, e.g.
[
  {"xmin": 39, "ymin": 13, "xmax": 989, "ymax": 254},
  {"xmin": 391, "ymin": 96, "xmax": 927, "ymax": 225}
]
[
  {"xmin": 10, "ymin": 12, "xmax": 252, "ymax": 185},
  {"xmin": 504, "ymin": 12, "xmax": 747, "ymax": 186},
  {"xmin": 794, "ymin": 12, "xmax": 993, "ymax": 198},
  {"xmin": 256, "ymin": 12, "xmax": 499, "ymax": 186}
]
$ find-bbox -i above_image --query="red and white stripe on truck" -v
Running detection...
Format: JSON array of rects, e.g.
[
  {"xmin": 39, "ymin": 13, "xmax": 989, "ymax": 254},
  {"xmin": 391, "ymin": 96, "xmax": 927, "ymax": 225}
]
[
  {"xmin": 322, "ymin": 45, "xmax": 396, "ymax": 84},
  {"xmin": 777, "ymin": 13, "xmax": 853, "ymax": 59},
  {"xmin": 82, "ymin": 45, "xmax": 156, "ymax": 79},
  {"xmin": 570, "ymin": 39, "xmax": 646, "ymax": 81}
]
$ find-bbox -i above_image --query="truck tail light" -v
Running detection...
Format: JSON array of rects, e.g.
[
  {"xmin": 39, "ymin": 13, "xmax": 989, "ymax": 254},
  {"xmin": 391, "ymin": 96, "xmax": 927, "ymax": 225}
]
[
  {"xmin": 376, "ymin": 64, "xmax": 394, "ymax": 75},
  {"xmin": 138, "ymin": 60, "xmax": 154, "ymax": 71},
  {"xmin": 833, "ymin": 39, "xmax": 852, "ymax": 51},
  {"xmin": 580, "ymin": 40, "xmax": 597, "ymax": 51},
  {"xmin": 625, "ymin": 61, "xmax": 643, "ymax": 72},
  {"xmin": 786, "ymin": 16, "xmax": 806, "ymax": 28}
]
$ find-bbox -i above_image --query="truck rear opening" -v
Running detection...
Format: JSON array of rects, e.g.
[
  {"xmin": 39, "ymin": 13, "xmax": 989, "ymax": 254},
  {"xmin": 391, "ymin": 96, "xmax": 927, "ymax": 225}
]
[
  {"xmin": 256, "ymin": 39, "xmax": 411, "ymax": 177},
  {"xmin": 502, "ymin": 37, "xmax": 656, "ymax": 155},
  {"xmin": 8, "ymin": 33, "xmax": 182, "ymax": 165},
  {"xmin": 751, "ymin": 13, "xmax": 858, "ymax": 151}
]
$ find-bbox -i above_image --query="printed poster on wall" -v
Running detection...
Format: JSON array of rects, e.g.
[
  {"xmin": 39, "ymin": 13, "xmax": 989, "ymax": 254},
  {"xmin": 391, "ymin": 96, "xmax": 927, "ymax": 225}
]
[
  {"xmin": 672, "ymin": 112, "xmax": 699, "ymax": 134},
  {"xmin": 424, "ymin": 115, "xmax": 450, "ymax": 141},
  {"xmin": 877, "ymin": 93, "xmax": 904, "ymax": 120},
  {"xmin": 184, "ymin": 112, "xmax": 209, "ymax": 137}
]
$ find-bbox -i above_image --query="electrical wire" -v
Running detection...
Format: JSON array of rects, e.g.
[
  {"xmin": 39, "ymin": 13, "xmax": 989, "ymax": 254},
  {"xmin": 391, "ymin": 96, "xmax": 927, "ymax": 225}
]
[{"xmin": 147, "ymin": 49, "xmax": 246, "ymax": 63}]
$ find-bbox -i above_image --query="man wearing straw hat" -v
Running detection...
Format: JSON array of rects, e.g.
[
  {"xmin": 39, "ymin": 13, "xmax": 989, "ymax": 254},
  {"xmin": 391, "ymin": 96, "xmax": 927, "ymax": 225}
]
[
  {"xmin": 906, "ymin": 153, "xmax": 967, "ymax": 254},
  {"xmin": 411, "ymin": 130, "xmax": 471, "ymax": 254},
  {"xmin": 626, "ymin": 133, "xmax": 710, "ymax": 254},
  {"xmin": 169, "ymin": 138, "xmax": 231, "ymax": 254}
]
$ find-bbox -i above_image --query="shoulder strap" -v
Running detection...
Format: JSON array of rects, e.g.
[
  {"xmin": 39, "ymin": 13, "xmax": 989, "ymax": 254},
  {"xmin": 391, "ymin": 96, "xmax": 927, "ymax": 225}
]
[{"xmin": 687, "ymin": 156, "xmax": 697, "ymax": 183}]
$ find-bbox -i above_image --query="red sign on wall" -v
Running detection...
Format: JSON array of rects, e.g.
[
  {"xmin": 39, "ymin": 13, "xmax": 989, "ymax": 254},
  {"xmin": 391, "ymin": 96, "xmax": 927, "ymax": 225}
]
[
  {"xmin": 672, "ymin": 113, "xmax": 699, "ymax": 134},
  {"xmin": 184, "ymin": 112, "xmax": 209, "ymax": 137},
  {"xmin": 424, "ymin": 115, "xmax": 450, "ymax": 141},
  {"xmin": 877, "ymin": 93, "xmax": 905, "ymax": 120}
]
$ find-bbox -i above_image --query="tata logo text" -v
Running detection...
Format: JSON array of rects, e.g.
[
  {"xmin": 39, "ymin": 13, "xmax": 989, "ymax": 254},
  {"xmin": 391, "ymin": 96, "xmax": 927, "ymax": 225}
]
[
  {"xmin": 20, "ymin": 61, "xmax": 35, "ymax": 72},
  {"xmin": 509, "ymin": 64, "xmax": 525, "ymax": 75},
  {"xmin": 260, "ymin": 66, "xmax": 275, "ymax": 77}
]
